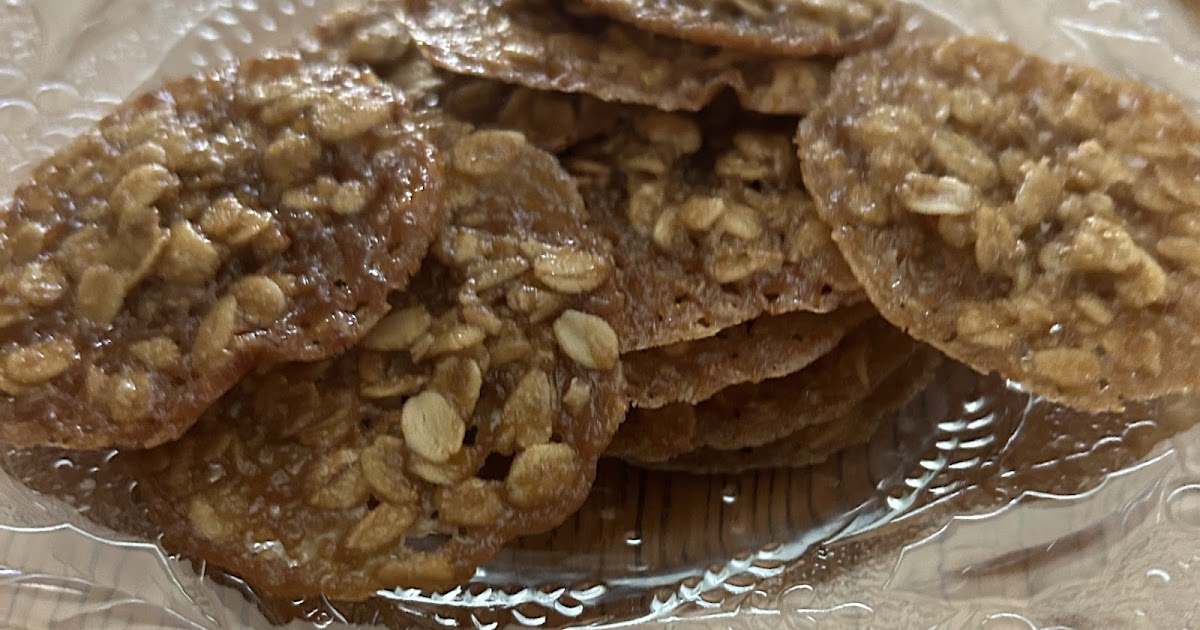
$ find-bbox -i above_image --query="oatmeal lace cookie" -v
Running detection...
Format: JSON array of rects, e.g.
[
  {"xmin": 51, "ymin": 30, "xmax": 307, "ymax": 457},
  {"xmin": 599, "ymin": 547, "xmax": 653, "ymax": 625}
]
[
  {"xmin": 0, "ymin": 56, "xmax": 443, "ymax": 449},
  {"xmin": 799, "ymin": 36, "xmax": 1200, "ymax": 411},
  {"xmin": 400, "ymin": 0, "xmax": 834, "ymax": 114}
]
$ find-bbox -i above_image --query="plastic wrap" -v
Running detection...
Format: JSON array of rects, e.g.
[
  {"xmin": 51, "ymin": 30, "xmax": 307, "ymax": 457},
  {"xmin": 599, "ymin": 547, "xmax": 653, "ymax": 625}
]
[{"xmin": 1, "ymin": 0, "xmax": 1200, "ymax": 627}]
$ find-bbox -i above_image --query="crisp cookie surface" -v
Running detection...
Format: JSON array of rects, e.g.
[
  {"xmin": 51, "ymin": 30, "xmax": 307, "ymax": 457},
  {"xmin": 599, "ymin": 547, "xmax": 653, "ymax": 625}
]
[
  {"xmin": 799, "ymin": 36, "xmax": 1200, "ymax": 412},
  {"xmin": 399, "ymin": 0, "xmax": 834, "ymax": 114},
  {"xmin": 132, "ymin": 131, "xmax": 625, "ymax": 600},
  {"xmin": 608, "ymin": 318, "xmax": 915, "ymax": 463},
  {"xmin": 300, "ymin": 0, "xmax": 620, "ymax": 153},
  {"xmin": 0, "ymin": 56, "xmax": 442, "ymax": 449},
  {"xmin": 643, "ymin": 347, "xmax": 941, "ymax": 473},
  {"xmin": 566, "ymin": 103, "xmax": 862, "ymax": 352},
  {"xmin": 623, "ymin": 303, "xmax": 875, "ymax": 408},
  {"xmin": 576, "ymin": 0, "xmax": 898, "ymax": 57}
]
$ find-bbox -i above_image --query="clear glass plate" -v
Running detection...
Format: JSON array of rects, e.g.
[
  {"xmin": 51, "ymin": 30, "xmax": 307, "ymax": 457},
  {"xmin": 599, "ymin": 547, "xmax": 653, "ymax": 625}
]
[{"xmin": 1, "ymin": 1, "xmax": 1200, "ymax": 628}]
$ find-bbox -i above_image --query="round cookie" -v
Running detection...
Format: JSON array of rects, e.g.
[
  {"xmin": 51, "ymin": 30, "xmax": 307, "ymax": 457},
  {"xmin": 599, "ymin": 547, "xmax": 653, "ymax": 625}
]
[
  {"xmin": 576, "ymin": 0, "xmax": 898, "ymax": 57},
  {"xmin": 566, "ymin": 104, "xmax": 862, "ymax": 351},
  {"xmin": 608, "ymin": 318, "xmax": 915, "ymax": 463},
  {"xmin": 623, "ymin": 302, "xmax": 876, "ymax": 408},
  {"xmin": 399, "ymin": 0, "xmax": 834, "ymax": 114},
  {"xmin": 798, "ymin": 36, "xmax": 1200, "ymax": 412},
  {"xmin": 641, "ymin": 347, "xmax": 942, "ymax": 473},
  {"xmin": 131, "ymin": 130, "xmax": 625, "ymax": 600},
  {"xmin": 0, "ymin": 56, "xmax": 443, "ymax": 449}
]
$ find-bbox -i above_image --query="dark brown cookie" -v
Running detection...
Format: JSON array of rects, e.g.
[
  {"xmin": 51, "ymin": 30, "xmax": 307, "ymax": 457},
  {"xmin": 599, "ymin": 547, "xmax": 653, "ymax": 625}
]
[
  {"xmin": 0, "ymin": 56, "xmax": 443, "ymax": 449},
  {"xmin": 576, "ymin": 0, "xmax": 898, "ymax": 57},
  {"xmin": 799, "ymin": 36, "xmax": 1200, "ymax": 412},
  {"xmin": 623, "ymin": 302, "xmax": 876, "ymax": 408},
  {"xmin": 131, "ymin": 130, "xmax": 625, "ymax": 599},
  {"xmin": 399, "ymin": 0, "xmax": 834, "ymax": 114}
]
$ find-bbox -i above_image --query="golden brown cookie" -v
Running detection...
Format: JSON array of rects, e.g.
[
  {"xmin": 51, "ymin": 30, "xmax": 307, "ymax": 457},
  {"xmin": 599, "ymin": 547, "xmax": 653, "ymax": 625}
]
[
  {"xmin": 399, "ymin": 0, "xmax": 834, "ymax": 114},
  {"xmin": 0, "ymin": 56, "xmax": 443, "ymax": 449},
  {"xmin": 299, "ymin": 0, "xmax": 620, "ymax": 153},
  {"xmin": 641, "ymin": 347, "xmax": 942, "ymax": 473},
  {"xmin": 608, "ymin": 318, "xmax": 915, "ymax": 463},
  {"xmin": 566, "ymin": 104, "xmax": 862, "ymax": 351},
  {"xmin": 131, "ymin": 130, "xmax": 625, "ymax": 599},
  {"xmin": 798, "ymin": 36, "xmax": 1200, "ymax": 412},
  {"xmin": 576, "ymin": 0, "xmax": 898, "ymax": 57},
  {"xmin": 623, "ymin": 302, "xmax": 876, "ymax": 408}
]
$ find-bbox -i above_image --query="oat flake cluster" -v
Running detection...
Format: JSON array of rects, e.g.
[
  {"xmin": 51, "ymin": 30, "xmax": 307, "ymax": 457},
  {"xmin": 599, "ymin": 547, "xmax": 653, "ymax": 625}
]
[
  {"xmin": 566, "ymin": 103, "xmax": 863, "ymax": 350},
  {"xmin": 3, "ymin": 0, "xmax": 1199, "ymax": 603}
]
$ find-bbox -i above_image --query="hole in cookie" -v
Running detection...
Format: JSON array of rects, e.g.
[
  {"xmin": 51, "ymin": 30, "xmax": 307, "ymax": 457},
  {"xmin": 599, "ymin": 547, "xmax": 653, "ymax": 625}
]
[
  {"xmin": 462, "ymin": 427, "xmax": 478, "ymax": 446},
  {"xmin": 366, "ymin": 496, "xmax": 381, "ymax": 510},
  {"xmin": 819, "ymin": 284, "xmax": 833, "ymax": 296},
  {"xmin": 550, "ymin": 432, "xmax": 564, "ymax": 444},
  {"xmin": 477, "ymin": 453, "xmax": 514, "ymax": 481},
  {"xmin": 405, "ymin": 533, "xmax": 450, "ymax": 552}
]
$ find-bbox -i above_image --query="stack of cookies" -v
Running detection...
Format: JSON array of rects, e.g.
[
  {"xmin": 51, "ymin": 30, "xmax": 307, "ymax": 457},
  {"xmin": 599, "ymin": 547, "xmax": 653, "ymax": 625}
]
[
  {"xmin": 332, "ymin": 0, "xmax": 929, "ymax": 474},
  {"xmin": 2, "ymin": 0, "xmax": 1199, "ymax": 604}
]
